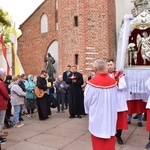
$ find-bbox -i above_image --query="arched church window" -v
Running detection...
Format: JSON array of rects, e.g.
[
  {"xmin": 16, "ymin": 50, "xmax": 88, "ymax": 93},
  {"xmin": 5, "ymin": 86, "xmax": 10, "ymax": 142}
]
[{"xmin": 40, "ymin": 14, "xmax": 48, "ymax": 33}]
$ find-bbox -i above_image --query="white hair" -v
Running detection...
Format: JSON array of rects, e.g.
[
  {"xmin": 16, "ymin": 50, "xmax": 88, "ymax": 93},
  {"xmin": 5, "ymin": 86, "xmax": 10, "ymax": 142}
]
[{"xmin": 93, "ymin": 59, "xmax": 105, "ymax": 71}]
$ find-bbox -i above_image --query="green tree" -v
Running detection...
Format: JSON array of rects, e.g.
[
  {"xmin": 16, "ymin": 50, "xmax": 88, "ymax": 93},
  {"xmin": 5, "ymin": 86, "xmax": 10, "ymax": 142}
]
[
  {"xmin": 0, "ymin": 8, "xmax": 11, "ymax": 26},
  {"xmin": 0, "ymin": 7, "xmax": 12, "ymax": 44}
]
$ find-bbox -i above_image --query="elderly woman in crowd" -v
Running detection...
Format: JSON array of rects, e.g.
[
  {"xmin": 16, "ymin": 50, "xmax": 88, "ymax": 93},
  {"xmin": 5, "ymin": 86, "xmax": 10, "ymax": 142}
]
[{"xmin": 9, "ymin": 75, "xmax": 26, "ymax": 128}]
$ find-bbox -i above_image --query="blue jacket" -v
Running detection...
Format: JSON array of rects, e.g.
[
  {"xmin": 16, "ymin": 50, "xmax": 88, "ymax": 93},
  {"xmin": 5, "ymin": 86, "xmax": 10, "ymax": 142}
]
[{"xmin": 25, "ymin": 75, "xmax": 36, "ymax": 100}]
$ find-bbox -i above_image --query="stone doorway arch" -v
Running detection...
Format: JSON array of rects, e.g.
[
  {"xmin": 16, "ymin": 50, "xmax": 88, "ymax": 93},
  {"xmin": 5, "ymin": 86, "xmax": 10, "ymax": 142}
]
[{"xmin": 47, "ymin": 40, "xmax": 59, "ymax": 76}]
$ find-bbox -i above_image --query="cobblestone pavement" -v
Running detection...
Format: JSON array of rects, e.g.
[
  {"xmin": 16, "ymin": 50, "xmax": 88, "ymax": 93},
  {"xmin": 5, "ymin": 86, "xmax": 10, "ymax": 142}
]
[{"xmin": 1, "ymin": 109, "xmax": 149, "ymax": 150}]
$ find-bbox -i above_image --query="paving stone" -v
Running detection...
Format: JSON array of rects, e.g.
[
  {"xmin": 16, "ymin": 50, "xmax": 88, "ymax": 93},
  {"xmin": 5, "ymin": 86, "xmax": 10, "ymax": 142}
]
[
  {"xmin": 58, "ymin": 119, "xmax": 88, "ymax": 131},
  {"xmin": 1, "ymin": 111, "xmax": 149, "ymax": 150},
  {"xmin": 126, "ymin": 134, "xmax": 148, "ymax": 148},
  {"xmin": 7, "ymin": 129, "xmax": 39, "ymax": 142},
  {"xmin": 5, "ymin": 141, "xmax": 57, "ymax": 150},
  {"xmin": 60, "ymin": 139, "xmax": 92, "ymax": 150},
  {"xmin": 79, "ymin": 131, "xmax": 91, "ymax": 142},
  {"xmin": 121, "ymin": 145, "xmax": 146, "ymax": 150},
  {"xmin": 45, "ymin": 127, "xmax": 86, "ymax": 139},
  {"xmin": 28, "ymin": 133, "xmax": 75, "ymax": 149},
  {"xmin": 1, "ymin": 139, "xmax": 17, "ymax": 150}
]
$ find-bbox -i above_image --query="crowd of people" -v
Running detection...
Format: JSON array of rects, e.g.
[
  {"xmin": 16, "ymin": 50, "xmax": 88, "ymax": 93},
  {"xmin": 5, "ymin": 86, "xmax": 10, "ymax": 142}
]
[
  {"xmin": 0, "ymin": 71, "xmax": 39, "ymax": 144},
  {"xmin": 0, "ymin": 64, "xmax": 86, "ymax": 145},
  {"xmin": 0, "ymin": 59, "xmax": 150, "ymax": 150}
]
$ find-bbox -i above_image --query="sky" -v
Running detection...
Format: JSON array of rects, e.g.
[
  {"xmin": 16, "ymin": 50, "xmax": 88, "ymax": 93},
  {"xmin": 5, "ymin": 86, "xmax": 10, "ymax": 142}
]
[{"xmin": 0, "ymin": 0, "xmax": 44, "ymax": 28}]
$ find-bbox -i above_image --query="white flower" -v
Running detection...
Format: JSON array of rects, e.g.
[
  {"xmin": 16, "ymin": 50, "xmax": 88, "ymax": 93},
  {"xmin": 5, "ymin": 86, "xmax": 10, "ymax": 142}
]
[{"xmin": 127, "ymin": 43, "xmax": 136, "ymax": 52}]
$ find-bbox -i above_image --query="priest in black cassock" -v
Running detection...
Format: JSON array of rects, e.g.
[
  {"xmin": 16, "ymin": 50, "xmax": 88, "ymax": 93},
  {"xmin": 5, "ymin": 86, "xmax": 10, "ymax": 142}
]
[
  {"xmin": 36, "ymin": 70, "xmax": 51, "ymax": 120},
  {"xmin": 67, "ymin": 65, "xmax": 85, "ymax": 118}
]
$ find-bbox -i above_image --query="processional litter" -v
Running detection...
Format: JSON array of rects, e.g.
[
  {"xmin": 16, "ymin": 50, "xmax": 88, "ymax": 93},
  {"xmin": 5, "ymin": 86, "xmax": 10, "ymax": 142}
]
[{"xmin": 116, "ymin": 0, "xmax": 150, "ymax": 116}]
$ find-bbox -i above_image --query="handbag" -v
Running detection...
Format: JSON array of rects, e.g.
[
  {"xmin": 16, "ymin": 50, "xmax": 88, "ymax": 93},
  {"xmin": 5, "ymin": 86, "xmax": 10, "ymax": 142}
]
[{"xmin": 49, "ymin": 94, "xmax": 58, "ymax": 108}]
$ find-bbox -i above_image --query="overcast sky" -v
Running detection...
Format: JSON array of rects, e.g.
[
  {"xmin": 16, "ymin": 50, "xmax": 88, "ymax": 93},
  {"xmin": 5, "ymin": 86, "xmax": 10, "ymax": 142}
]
[{"xmin": 0, "ymin": 0, "xmax": 44, "ymax": 28}]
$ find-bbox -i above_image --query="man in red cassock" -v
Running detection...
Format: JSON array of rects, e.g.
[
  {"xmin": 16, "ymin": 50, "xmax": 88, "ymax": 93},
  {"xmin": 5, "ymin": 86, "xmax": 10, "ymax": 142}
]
[{"xmin": 107, "ymin": 59, "xmax": 128, "ymax": 145}]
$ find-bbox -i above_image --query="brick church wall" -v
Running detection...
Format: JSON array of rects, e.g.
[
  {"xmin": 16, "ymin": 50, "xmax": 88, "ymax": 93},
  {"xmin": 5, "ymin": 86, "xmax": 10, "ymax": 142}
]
[
  {"xmin": 58, "ymin": 0, "xmax": 116, "ymax": 75},
  {"xmin": 18, "ymin": 0, "xmax": 57, "ymax": 76},
  {"xmin": 58, "ymin": 0, "xmax": 87, "ymax": 73},
  {"xmin": 18, "ymin": 0, "xmax": 116, "ymax": 76}
]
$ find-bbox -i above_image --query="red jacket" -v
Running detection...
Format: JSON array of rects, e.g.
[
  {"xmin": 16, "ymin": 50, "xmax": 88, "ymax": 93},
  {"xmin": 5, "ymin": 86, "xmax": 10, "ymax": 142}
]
[{"xmin": 0, "ymin": 79, "xmax": 9, "ymax": 110}]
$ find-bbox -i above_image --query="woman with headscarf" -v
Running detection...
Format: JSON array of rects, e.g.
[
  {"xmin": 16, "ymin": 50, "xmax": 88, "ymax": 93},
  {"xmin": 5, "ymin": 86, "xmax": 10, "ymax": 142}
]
[
  {"xmin": 9, "ymin": 76, "xmax": 26, "ymax": 128},
  {"xmin": 25, "ymin": 74, "xmax": 37, "ymax": 117}
]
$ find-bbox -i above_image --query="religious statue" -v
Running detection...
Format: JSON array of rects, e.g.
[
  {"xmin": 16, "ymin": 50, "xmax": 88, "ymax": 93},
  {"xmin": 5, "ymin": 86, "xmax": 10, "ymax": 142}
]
[
  {"xmin": 44, "ymin": 53, "xmax": 56, "ymax": 81},
  {"xmin": 137, "ymin": 31, "xmax": 150, "ymax": 64}
]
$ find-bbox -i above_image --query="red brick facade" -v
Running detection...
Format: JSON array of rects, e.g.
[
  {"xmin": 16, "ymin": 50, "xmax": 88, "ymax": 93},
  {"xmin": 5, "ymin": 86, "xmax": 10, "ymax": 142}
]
[{"xmin": 18, "ymin": 0, "xmax": 116, "ymax": 76}]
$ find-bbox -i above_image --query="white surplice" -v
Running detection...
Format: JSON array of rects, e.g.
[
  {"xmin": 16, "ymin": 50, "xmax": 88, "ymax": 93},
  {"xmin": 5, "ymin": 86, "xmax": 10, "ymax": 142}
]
[
  {"xmin": 84, "ymin": 84, "xmax": 118, "ymax": 139},
  {"xmin": 109, "ymin": 73, "xmax": 128, "ymax": 112},
  {"xmin": 117, "ymin": 76, "xmax": 128, "ymax": 112},
  {"xmin": 145, "ymin": 78, "xmax": 150, "ymax": 109}
]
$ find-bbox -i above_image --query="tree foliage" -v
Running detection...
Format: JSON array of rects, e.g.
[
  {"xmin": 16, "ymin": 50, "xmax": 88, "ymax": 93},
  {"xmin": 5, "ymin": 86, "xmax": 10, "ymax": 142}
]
[
  {"xmin": 0, "ymin": 7, "xmax": 12, "ymax": 44},
  {"xmin": 0, "ymin": 7, "xmax": 11, "ymax": 26}
]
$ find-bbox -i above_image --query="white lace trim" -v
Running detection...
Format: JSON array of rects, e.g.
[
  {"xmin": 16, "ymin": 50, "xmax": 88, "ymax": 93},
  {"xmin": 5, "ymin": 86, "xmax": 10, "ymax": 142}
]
[{"xmin": 124, "ymin": 69, "xmax": 150, "ymax": 93}]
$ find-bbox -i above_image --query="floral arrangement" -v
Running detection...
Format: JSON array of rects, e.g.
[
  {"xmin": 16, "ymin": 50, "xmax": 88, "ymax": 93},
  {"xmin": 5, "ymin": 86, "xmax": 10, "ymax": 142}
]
[{"xmin": 127, "ymin": 43, "xmax": 136, "ymax": 52}]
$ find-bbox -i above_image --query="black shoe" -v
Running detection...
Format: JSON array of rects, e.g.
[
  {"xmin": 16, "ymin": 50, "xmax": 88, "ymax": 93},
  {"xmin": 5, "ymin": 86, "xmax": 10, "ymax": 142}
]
[
  {"xmin": 116, "ymin": 136, "xmax": 124, "ymax": 145},
  {"xmin": 145, "ymin": 141, "xmax": 150, "ymax": 149},
  {"xmin": 133, "ymin": 115, "xmax": 138, "ymax": 119},
  {"xmin": 22, "ymin": 111, "xmax": 27, "ymax": 115},
  {"xmin": 69, "ymin": 115, "xmax": 75, "ymax": 118},
  {"xmin": 127, "ymin": 121, "xmax": 131, "ymax": 124},
  {"xmin": 138, "ymin": 122, "xmax": 143, "ymax": 127},
  {"xmin": 0, "ymin": 137, "xmax": 7, "ymax": 144},
  {"xmin": 77, "ymin": 115, "xmax": 82, "ymax": 119},
  {"xmin": 39, "ymin": 117, "xmax": 49, "ymax": 120},
  {"xmin": 8, "ymin": 120, "xmax": 14, "ymax": 127},
  {"xmin": 19, "ymin": 118, "xmax": 24, "ymax": 121},
  {"xmin": 5, "ymin": 124, "xmax": 11, "ymax": 129}
]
